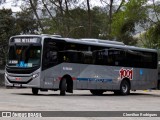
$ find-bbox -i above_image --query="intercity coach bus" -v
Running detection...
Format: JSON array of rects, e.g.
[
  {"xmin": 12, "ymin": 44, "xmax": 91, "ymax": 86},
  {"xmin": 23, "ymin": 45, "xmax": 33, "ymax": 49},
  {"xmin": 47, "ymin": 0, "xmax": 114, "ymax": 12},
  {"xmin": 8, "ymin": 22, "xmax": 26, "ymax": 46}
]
[{"xmin": 5, "ymin": 35, "xmax": 158, "ymax": 95}]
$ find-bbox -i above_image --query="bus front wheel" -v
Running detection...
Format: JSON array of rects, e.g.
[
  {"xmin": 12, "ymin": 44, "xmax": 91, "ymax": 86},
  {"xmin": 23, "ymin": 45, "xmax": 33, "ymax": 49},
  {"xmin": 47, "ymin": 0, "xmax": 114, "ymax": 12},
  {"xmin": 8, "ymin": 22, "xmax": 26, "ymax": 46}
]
[{"xmin": 32, "ymin": 88, "xmax": 39, "ymax": 95}]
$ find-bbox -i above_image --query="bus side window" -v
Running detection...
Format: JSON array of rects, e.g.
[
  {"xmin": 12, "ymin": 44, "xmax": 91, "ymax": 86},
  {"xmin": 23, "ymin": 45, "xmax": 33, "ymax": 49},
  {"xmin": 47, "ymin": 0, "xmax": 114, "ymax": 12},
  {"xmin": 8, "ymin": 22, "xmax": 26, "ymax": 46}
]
[
  {"xmin": 113, "ymin": 50, "xmax": 126, "ymax": 66},
  {"xmin": 58, "ymin": 50, "xmax": 84, "ymax": 64},
  {"xmin": 142, "ymin": 52, "xmax": 157, "ymax": 69},
  {"xmin": 82, "ymin": 51, "xmax": 92, "ymax": 64},
  {"xmin": 93, "ymin": 49, "xmax": 127, "ymax": 66},
  {"xmin": 93, "ymin": 50, "xmax": 107, "ymax": 65}
]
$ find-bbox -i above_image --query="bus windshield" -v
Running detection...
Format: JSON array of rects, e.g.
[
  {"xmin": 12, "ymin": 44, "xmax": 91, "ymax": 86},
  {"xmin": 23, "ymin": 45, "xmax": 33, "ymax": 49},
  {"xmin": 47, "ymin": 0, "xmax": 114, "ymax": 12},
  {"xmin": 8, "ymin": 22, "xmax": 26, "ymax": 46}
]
[{"xmin": 7, "ymin": 45, "xmax": 41, "ymax": 68}]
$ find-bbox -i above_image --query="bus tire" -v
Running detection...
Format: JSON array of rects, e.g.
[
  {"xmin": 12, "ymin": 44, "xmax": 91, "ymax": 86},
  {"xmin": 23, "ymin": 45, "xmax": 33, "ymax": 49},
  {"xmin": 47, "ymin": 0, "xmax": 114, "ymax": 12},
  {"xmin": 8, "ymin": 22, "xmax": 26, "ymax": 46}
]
[
  {"xmin": 32, "ymin": 88, "xmax": 39, "ymax": 95},
  {"xmin": 60, "ymin": 78, "xmax": 67, "ymax": 96},
  {"xmin": 90, "ymin": 90, "xmax": 104, "ymax": 95},
  {"xmin": 119, "ymin": 80, "xmax": 130, "ymax": 95}
]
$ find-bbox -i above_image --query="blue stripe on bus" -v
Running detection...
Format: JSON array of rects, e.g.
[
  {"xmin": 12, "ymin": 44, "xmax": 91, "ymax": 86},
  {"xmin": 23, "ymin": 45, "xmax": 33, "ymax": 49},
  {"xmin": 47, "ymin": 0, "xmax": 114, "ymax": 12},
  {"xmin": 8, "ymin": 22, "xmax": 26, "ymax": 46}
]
[{"xmin": 77, "ymin": 78, "xmax": 112, "ymax": 82}]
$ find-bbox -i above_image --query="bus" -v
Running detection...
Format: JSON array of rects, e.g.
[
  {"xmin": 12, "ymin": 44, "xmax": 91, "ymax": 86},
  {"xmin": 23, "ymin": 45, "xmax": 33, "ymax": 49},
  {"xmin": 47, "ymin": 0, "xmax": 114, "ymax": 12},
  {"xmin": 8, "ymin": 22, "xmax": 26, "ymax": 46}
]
[{"xmin": 5, "ymin": 35, "xmax": 158, "ymax": 95}]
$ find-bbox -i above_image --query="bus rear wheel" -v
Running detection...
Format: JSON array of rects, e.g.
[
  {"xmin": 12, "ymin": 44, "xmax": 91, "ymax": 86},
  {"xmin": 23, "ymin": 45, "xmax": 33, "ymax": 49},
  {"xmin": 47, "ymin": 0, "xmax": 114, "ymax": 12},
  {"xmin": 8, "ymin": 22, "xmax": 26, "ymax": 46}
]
[
  {"xmin": 120, "ymin": 80, "xmax": 130, "ymax": 95},
  {"xmin": 90, "ymin": 90, "xmax": 104, "ymax": 95},
  {"xmin": 32, "ymin": 88, "xmax": 39, "ymax": 95},
  {"xmin": 60, "ymin": 78, "xmax": 67, "ymax": 95},
  {"xmin": 114, "ymin": 80, "xmax": 130, "ymax": 95}
]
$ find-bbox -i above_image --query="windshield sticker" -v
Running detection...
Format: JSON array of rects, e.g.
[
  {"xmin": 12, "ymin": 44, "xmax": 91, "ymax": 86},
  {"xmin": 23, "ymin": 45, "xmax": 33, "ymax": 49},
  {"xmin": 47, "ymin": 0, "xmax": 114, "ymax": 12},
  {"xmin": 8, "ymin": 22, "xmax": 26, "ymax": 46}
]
[
  {"xmin": 16, "ymin": 61, "xmax": 27, "ymax": 68},
  {"xmin": 16, "ymin": 61, "xmax": 33, "ymax": 68},
  {"xmin": 119, "ymin": 68, "xmax": 133, "ymax": 80},
  {"xmin": 27, "ymin": 63, "xmax": 33, "ymax": 67}
]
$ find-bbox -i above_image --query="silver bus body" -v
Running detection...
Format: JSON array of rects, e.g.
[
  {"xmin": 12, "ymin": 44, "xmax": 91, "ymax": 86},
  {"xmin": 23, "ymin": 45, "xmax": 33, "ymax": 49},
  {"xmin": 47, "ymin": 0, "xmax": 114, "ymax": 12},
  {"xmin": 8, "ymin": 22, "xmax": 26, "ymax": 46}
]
[{"xmin": 5, "ymin": 35, "xmax": 158, "ymax": 95}]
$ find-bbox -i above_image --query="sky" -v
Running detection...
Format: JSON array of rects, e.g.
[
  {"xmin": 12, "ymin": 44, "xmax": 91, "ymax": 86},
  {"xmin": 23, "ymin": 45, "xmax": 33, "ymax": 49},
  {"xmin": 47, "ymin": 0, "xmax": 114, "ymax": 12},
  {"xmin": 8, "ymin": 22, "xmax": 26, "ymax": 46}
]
[
  {"xmin": 0, "ymin": 0, "xmax": 105, "ymax": 12},
  {"xmin": 0, "ymin": 0, "xmax": 159, "ymax": 12},
  {"xmin": 0, "ymin": 0, "xmax": 22, "ymax": 12}
]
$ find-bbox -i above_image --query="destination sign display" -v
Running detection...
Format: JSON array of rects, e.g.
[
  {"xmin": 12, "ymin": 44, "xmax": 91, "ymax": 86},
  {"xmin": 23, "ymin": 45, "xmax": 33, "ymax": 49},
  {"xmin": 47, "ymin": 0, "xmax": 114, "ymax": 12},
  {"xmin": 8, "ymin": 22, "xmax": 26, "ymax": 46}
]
[{"xmin": 10, "ymin": 37, "xmax": 41, "ymax": 44}]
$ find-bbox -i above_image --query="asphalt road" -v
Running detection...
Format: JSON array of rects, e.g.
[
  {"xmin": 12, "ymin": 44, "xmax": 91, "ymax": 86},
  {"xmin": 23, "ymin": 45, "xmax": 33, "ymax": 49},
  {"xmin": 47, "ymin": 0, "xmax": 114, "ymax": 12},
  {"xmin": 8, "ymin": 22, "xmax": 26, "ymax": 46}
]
[{"xmin": 0, "ymin": 88, "xmax": 160, "ymax": 120}]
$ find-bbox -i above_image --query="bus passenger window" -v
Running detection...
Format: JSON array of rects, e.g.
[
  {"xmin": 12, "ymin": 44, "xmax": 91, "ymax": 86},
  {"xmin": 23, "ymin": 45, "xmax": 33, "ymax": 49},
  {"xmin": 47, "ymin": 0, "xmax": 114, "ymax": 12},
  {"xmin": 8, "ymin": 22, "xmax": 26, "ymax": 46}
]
[
  {"xmin": 82, "ymin": 51, "xmax": 92, "ymax": 64},
  {"xmin": 93, "ymin": 50, "xmax": 107, "ymax": 65},
  {"xmin": 58, "ymin": 50, "xmax": 83, "ymax": 64}
]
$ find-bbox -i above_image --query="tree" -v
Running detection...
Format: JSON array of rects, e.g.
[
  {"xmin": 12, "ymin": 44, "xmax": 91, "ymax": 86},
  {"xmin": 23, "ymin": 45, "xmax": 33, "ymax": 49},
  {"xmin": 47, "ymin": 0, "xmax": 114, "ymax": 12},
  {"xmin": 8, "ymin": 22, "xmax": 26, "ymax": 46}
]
[
  {"xmin": 41, "ymin": 0, "xmax": 108, "ymax": 38},
  {"xmin": 15, "ymin": 8, "xmax": 39, "ymax": 34},
  {"xmin": 86, "ymin": 0, "xmax": 91, "ymax": 37},
  {"xmin": 41, "ymin": 0, "xmax": 80, "ymax": 36},
  {"xmin": 111, "ymin": 0, "xmax": 148, "ymax": 45},
  {"xmin": 9, "ymin": 0, "xmax": 153, "ymax": 46},
  {"xmin": 0, "ymin": 9, "xmax": 17, "ymax": 65},
  {"xmin": 28, "ymin": 0, "xmax": 45, "ymax": 32},
  {"xmin": 139, "ymin": 0, "xmax": 160, "ymax": 49},
  {"xmin": 100, "ymin": 0, "xmax": 125, "ymax": 38},
  {"xmin": 58, "ymin": 7, "xmax": 108, "ymax": 38}
]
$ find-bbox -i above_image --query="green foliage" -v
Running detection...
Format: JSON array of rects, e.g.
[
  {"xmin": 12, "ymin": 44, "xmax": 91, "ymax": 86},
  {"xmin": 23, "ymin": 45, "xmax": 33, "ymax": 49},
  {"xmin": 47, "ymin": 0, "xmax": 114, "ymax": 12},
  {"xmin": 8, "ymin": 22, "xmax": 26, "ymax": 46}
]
[
  {"xmin": 43, "ymin": 18, "xmax": 59, "ymax": 34},
  {"xmin": 43, "ymin": 6, "xmax": 108, "ymax": 38},
  {"xmin": 140, "ymin": 22, "xmax": 160, "ymax": 49},
  {"xmin": 0, "ymin": 9, "xmax": 16, "ymax": 42},
  {"xmin": 16, "ymin": 8, "xmax": 39, "ymax": 34},
  {"xmin": 66, "ymin": 7, "xmax": 105, "ymax": 38},
  {"xmin": 0, "ymin": 8, "xmax": 39, "ymax": 65},
  {"xmin": 0, "ymin": 9, "xmax": 16, "ymax": 64},
  {"xmin": 1, "ymin": 0, "xmax": 160, "ymax": 65},
  {"xmin": 138, "ymin": 0, "xmax": 160, "ymax": 49},
  {"xmin": 91, "ymin": 7, "xmax": 109, "ymax": 39},
  {"xmin": 0, "ymin": 8, "xmax": 39, "ymax": 45},
  {"xmin": 111, "ymin": 0, "xmax": 147, "ymax": 45}
]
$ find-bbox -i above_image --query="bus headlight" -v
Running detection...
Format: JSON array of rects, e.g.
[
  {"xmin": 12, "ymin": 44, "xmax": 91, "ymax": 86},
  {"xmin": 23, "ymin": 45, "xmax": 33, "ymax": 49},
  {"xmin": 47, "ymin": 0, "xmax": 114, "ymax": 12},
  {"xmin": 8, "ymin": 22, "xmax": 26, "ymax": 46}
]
[{"xmin": 32, "ymin": 73, "xmax": 39, "ymax": 79}]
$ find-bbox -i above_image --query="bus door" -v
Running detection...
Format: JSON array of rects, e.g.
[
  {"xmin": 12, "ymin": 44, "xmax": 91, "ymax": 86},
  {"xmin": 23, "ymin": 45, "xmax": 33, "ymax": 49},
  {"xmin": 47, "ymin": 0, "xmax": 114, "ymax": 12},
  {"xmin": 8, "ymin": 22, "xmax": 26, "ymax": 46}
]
[{"xmin": 42, "ymin": 39, "xmax": 59, "ymax": 88}]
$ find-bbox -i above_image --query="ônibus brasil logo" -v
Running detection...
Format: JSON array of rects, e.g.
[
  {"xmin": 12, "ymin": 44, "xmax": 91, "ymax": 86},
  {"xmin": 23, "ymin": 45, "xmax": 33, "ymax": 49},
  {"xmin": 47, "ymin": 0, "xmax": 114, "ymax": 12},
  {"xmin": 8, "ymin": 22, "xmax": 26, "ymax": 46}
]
[{"xmin": 119, "ymin": 68, "xmax": 133, "ymax": 80}]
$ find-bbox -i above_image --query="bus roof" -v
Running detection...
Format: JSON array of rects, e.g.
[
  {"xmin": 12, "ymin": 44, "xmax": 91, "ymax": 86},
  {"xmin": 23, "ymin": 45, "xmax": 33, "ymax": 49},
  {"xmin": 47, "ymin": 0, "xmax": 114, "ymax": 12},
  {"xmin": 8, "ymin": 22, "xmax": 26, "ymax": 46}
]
[
  {"xmin": 55, "ymin": 37, "xmax": 157, "ymax": 53},
  {"xmin": 80, "ymin": 38, "xmax": 125, "ymax": 45},
  {"xmin": 11, "ymin": 35, "xmax": 157, "ymax": 53}
]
